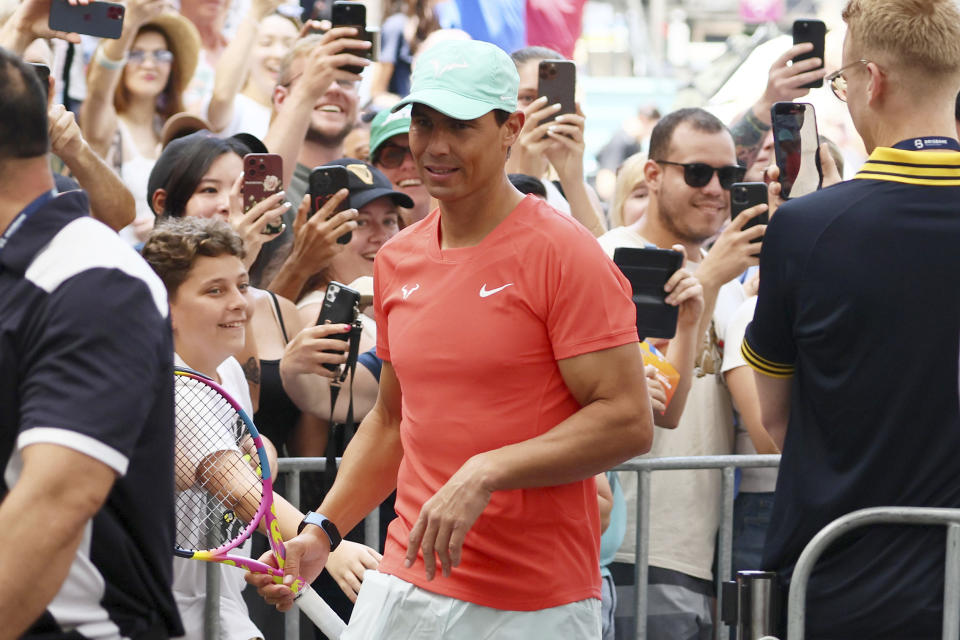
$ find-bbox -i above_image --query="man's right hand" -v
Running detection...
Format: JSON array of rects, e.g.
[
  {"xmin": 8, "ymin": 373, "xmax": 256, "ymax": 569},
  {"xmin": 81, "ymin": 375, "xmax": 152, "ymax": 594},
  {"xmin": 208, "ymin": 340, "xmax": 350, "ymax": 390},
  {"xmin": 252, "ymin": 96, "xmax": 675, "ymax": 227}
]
[
  {"xmin": 245, "ymin": 526, "xmax": 332, "ymax": 611},
  {"xmin": 293, "ymin": 27, "xmax": 370, "ymax": 101},
  {"xmin": 752, "ymin": 42, "xmax": 828, "ymax": 124},
  {"xmin": 698, "ymin": 203, "xmax": 767, "ymax": 292}
]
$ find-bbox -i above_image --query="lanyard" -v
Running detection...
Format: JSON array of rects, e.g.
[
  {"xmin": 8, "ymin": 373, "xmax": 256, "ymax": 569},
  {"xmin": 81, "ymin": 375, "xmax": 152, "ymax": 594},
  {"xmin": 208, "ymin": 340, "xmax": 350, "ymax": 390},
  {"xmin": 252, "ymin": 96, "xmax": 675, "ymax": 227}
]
[
  {"xmin": 0, "ymin": 190, "xmax": 56, "ymax": 258},
  {"xmin": 892, "ymin": 137, "xmax": 960, "ymax": 151}
]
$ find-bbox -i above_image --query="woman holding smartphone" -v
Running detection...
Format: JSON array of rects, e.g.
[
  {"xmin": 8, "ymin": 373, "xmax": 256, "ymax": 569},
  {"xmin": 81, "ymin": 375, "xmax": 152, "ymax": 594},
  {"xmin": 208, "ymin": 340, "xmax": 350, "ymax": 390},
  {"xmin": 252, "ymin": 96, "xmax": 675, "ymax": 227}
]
[{"xmin": 81, "ymin": 1, "xmax": 199, "ymax": 244}]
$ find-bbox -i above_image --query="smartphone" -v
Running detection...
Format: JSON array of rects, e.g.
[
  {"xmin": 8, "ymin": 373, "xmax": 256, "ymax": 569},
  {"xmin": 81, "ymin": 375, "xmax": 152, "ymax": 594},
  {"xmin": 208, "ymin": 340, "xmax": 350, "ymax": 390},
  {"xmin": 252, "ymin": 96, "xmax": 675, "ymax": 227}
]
[
  {"xmin": 29, "ymin": 63, "xmax": 50, "ymax": 102},
  {"xmin": 771, "ymin": 102, "xmax": 822, "ymax": 199},
  {"xmin": 537, "ymin": 60, "xmax": 576, "ymax": 126},
  {"xmin": 730, "ymin": 182, "xmax": 768, "ymax": 253},
  {"xmin": 309, "ymin": 165, "xmax": 352, "ymax": 244},
  {"xmin": 49, "ymin": 0, "xmax": 125, "ymax": 39},
  {"xmin": 792, "ymin": 19, "xmax": 826, "ymax": 89},
  {"xmin": 316, "ymin": 281, "xmax": 361, "ymax": 372},
  {"xmin": 241, "ymin": 153, "xmax": 284, "ymax": 235},
  {"xmin": 331, "ymin": 1, "xmax": 373, "ymax": 75},
  {"xmin": 612, "ymin": 246, "xmax": 684, "ymax": 340}
]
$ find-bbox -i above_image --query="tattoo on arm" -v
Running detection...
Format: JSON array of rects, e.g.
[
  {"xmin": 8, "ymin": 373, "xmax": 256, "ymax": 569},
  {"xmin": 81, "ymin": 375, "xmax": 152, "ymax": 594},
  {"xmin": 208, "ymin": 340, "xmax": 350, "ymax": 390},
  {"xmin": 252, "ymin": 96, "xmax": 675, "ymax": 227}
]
[
  {"xmin": 731, "ymin": 108, "xmax": 771, "ymax": 170},
  {"xmin": 242, "ymin": 357, "xmax": 261, "ymax": 385}
]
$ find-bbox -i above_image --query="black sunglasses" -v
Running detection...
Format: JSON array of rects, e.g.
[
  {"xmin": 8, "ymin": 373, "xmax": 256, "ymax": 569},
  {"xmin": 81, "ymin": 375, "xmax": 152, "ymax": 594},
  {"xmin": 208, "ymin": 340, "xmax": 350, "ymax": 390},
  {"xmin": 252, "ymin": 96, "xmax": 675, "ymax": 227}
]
[
  {"xmin": 375, "ymin": 144, "xmax": 413, "ymax": 169},
  {"xmin": 655, "ymin": 160, "xmax": 746, "ymax": 190}
]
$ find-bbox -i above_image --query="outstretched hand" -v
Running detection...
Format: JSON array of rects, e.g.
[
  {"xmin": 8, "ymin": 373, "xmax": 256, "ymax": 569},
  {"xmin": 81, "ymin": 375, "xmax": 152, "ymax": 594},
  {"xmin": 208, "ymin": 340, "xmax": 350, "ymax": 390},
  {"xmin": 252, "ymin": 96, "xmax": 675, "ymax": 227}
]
[
  {"xmin": 245, "ymin": 528, "xmax": 331, "ymax": 612},
  {"xmin": 228, "ymin": 173, "xmax": 291, "ymax": 269}
]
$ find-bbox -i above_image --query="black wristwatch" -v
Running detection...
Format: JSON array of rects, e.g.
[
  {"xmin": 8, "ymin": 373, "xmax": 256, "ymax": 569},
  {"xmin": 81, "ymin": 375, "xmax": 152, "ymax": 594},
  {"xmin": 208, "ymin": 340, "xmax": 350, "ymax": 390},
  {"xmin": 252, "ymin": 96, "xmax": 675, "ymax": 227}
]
[{"xmin": 297, "ymin": 511, "xmax": 342, "ymax": 552}]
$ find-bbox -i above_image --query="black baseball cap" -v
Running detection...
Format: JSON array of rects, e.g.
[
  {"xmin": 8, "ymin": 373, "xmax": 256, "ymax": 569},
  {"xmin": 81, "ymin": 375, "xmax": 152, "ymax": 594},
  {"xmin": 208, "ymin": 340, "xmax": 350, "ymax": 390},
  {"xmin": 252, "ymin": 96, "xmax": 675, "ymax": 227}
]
[{"xmin": 322, "ymin": 158, "xmax": 414, "ymax": 210}]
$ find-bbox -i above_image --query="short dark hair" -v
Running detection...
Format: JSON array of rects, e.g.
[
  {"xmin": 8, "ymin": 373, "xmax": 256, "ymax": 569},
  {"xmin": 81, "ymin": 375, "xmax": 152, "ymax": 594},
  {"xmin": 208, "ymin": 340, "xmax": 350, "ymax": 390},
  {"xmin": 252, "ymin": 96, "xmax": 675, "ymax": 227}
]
[
  {"xmin": 493, "ymin": 109, "xmax": 511, "ymax": 126},
  {"xmin": 508, "ymin": 173, "xmax": 547, "ymax": 197},
  {"xmin": 648, "ymin": 108, "xmax": 729, "ymax": 161},
  {"xmin": 148, "ymin": 133, "xmax": 251, "ymax": 217},
  {"xmin": 0, "ymin": 47, "xmax": 49, "ymax": 162}
]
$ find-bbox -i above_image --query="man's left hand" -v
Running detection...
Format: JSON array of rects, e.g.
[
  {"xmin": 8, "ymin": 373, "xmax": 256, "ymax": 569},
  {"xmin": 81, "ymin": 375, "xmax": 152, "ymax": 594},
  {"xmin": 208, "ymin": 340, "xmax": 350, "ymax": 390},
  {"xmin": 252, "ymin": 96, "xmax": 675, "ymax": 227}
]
[
  {"xmin": 48, "ymin": 104, "xmax": 85, "ymax": 164},
  {"xmin": 405, "ymin": 456, "xmax": 493, "ymax": 580}
]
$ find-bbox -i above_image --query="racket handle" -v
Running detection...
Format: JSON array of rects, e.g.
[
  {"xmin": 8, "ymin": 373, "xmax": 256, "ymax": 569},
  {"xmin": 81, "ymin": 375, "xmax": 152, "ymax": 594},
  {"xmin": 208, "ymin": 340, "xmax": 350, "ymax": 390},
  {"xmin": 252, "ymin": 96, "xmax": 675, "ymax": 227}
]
[{"xmin": 295, "ymin": 585, "xmax": 348, "ymax": 639}]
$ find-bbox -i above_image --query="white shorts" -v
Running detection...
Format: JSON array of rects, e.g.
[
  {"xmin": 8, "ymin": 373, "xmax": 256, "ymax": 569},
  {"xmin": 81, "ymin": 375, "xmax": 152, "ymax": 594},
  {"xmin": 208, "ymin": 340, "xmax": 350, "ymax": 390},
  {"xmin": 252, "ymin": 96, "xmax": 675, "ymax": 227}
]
[{"xmin": 342, "ymin": 570, "xmax": 601, "ymax": 639}]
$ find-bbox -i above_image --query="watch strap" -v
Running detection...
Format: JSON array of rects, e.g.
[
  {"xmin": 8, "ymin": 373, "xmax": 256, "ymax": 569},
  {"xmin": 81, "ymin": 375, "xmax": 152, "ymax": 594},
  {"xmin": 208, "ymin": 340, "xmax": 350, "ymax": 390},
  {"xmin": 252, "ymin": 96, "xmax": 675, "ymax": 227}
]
[{"xmin": 297, "ymin": 511, "xmax": 342, "ymax": 552}]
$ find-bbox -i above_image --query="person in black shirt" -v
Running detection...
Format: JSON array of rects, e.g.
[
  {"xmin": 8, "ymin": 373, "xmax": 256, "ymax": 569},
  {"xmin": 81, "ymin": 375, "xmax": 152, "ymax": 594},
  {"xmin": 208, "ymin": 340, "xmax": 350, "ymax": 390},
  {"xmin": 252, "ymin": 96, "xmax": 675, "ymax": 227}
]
[
  {"xmin": 0, "ymin": 46, "xmax": 182, "ymax": 639},
  {"xmin": 743, "ymin": 1, "xmax": 960, "ymax": 637}
]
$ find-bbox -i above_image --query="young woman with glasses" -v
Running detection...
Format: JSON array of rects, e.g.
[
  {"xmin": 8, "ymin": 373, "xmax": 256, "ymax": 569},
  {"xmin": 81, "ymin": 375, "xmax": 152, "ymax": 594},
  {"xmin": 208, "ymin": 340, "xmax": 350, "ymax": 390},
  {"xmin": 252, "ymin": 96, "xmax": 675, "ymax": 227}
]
[{"xmin": 81, "ymin": 1, "xmax": 200, "ymax": 245}]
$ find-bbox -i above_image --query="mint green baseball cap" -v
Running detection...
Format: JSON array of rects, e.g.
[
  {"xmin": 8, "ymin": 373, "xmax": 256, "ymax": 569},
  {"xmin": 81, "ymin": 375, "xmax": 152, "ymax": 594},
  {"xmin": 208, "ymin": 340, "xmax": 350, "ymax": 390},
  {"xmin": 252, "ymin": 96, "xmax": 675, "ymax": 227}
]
[
  {"xmin": 392, "ymin": 40, "xmax": 519, "ymax": 120},
  {"xmin": 369, "ymin": 105, "xmax": 412, "ymax": 161}
]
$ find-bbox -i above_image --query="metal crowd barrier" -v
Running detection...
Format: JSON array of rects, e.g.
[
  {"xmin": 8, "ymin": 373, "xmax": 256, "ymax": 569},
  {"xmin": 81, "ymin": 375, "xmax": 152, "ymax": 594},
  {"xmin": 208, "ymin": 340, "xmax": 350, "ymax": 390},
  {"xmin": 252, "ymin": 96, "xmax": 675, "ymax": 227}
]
[
  {"xmin": 612, "ymin": 454, "xmax": 781, "ymax": 640},
  {"xmin": 786, "ymin": 506, "xmax": 960, "ymax": 640}
]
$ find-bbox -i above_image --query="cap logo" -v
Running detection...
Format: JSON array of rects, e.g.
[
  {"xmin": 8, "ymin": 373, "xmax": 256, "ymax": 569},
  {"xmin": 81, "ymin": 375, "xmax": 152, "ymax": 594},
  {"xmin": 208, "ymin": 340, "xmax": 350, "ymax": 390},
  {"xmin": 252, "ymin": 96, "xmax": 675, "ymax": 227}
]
[
  {"xmin": 431, "ymin": 61, "xmax": 469, "ymax": 78},
  {"xmin": 346, "ymin": 164, "xmax": 374, "ymax": 185}
]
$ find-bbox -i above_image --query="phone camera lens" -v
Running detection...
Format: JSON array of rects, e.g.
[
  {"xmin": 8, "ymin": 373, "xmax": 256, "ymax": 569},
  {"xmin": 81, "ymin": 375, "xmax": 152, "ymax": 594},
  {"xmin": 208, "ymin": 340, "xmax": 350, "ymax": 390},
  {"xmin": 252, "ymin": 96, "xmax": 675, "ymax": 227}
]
[{"xmin": 246, "ymin": 169, "xmax": 256, "ymax": 178}]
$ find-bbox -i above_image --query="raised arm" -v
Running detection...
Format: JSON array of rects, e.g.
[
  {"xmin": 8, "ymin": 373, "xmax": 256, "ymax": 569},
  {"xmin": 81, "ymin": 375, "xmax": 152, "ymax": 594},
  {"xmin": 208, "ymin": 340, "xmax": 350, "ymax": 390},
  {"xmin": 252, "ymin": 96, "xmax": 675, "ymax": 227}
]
[
  {"xmin": 0, "ymin": 0, "xmax": 88, "ymax": 55},
  {"xmin": 79, "ymin": 0, "xmax": 167, "ymax": 157},
  {"xmin": 207, "ymin": 0, "xmax": 282, "ymax": 132},
  {"xmin": 49, "ymin": 104, "xmax": 136, "ymax": 231},
  {"xmin": 264, "ymin": 28, "xmax": 370, "ymax": 187}
]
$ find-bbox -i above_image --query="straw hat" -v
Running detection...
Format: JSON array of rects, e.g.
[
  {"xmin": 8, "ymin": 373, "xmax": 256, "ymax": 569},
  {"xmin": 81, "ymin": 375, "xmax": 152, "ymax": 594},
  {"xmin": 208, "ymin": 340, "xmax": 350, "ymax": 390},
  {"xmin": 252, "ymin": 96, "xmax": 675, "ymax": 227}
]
[{"xmin": 140, "ymin": 12, "xmax": 201, "ymax": 96}]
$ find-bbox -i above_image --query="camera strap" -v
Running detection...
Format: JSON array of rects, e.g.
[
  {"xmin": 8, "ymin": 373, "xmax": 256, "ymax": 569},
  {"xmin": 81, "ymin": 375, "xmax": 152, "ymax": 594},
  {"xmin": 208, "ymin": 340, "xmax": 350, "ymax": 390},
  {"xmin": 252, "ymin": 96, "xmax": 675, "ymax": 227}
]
[{"xmin": 323, "ymin": 320, "xmax": 364, "ymax": 492}]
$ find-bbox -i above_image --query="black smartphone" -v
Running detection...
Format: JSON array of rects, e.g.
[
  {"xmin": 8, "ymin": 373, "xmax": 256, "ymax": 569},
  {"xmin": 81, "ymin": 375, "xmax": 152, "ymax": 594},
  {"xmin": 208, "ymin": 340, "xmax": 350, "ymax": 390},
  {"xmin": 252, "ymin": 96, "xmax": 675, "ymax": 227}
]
[
  {"xmin": 316, "ymin": 281, "xmax": 361, "ymax": 372},
  {"xmin": 49, "ymin": 0, "xmax": 125, "ymax": 39},
  {"xmin": 771, "ymin": 102, "xmax": 822, "ymax": 199},
  {"xmin": 612, "ymin": 246, "xmax": 684, "ymax": 340},
  {"xmin": 29, "ymin": 63, "xmax": 51, "ymax": 102},
  {"xmin": 309, "ymin": 165, "xmax": 352, "ymax": 244},
  {"xmin": 331, "ymin": 1, "xmax": 373, "ymax": 75},
  {"xmin": 537, "ymin": 59, "xmax": 576, "ymax": 126},
  {"xmin": 731, "ymin": 182, "xmax": 768, "ymax": 251},
  {"xmin": 793, "ymin": 19, "xmax": 826, "ymax": 89}
]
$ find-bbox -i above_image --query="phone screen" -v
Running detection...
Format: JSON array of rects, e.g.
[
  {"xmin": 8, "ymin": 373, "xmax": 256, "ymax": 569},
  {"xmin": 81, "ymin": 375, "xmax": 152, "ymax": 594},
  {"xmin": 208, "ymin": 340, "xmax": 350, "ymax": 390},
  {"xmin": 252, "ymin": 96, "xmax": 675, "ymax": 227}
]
[{"xmin": 772, "ymin": 102, "xmax": 822, "ymax": 199}]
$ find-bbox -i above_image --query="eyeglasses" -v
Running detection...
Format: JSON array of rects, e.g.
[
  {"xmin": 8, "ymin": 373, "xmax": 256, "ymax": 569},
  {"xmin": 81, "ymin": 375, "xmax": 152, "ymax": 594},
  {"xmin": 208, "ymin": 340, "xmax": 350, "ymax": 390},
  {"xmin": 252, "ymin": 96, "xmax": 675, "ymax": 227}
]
[
  {"xmin": 280, "ymin": 73, "xmax": 358, "ymax": 90},
  {"xmin": 375, "ymin": 144, "xmax": 412, "ymax": 169},
  {"xmin": 825, "ymin": 59, "xmax": 871, "ymax": 102},
  {"xmin": 655, "ymin": 160, "xmax": 746, "ymax": 190},
  {"xmin": 128, "ymin": 49, "xmax": 174, "ymax": 65}
]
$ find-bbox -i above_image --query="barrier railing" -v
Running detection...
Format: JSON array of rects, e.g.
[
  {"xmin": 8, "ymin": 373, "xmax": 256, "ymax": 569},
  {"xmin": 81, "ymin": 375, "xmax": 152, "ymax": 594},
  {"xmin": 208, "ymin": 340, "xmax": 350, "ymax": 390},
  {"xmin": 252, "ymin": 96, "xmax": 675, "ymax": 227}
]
[
  {"xmin": 786, "ymin": 506, "xmax": 960, "ymax": 640},
  {"xmin": 612, "ymin": 454, "xmax": 781, "ymax": 640}
]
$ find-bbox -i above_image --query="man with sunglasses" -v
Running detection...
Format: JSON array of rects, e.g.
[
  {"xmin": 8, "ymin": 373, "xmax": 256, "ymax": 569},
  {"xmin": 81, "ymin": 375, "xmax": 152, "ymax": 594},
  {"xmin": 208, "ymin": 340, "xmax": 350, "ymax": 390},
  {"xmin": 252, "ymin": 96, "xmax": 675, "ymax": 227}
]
[
  {"xmin": 599, "ymin": 107, "xmax": 767, "ymax": 639},
  {"xmin": 368, "ymin": 105, "xmax": 432, "ymax": 225},
  {"xmin": 742, "ymin": 1, "xmax": 960, "ymax": 637}
]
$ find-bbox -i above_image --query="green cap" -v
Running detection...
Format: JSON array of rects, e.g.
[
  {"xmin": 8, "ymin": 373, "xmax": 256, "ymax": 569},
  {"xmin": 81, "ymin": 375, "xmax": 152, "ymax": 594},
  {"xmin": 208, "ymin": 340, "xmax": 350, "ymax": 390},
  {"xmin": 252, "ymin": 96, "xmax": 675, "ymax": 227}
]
[
  {"xmin": 368, "ymin": 105, "xmax": 412, "ymax": 161},
  {"xmin": 392, "ymin": 40, "xmax": 518, "ymax": 120}
]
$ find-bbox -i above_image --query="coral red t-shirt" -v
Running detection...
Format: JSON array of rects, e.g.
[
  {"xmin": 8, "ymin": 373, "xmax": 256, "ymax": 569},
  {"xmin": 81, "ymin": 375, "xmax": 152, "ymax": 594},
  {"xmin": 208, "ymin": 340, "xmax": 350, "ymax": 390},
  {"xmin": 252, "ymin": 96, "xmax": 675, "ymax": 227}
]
[{"xmin": 374, "ymin": 195, "xmax": 638, "ymax": 611}]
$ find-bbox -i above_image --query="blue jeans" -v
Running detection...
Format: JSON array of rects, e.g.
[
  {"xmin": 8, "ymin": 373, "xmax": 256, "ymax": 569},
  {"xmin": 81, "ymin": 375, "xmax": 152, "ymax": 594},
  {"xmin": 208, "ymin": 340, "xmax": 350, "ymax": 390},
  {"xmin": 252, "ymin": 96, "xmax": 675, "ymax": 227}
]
[{"xmin": 731, "ymin": 491, "xmax": 775, "ymax": 574}]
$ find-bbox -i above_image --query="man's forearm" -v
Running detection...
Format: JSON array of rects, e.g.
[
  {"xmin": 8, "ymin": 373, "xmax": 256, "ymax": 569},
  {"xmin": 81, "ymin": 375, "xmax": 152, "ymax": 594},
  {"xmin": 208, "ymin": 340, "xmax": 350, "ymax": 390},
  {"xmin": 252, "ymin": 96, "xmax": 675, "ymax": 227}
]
[
  {"xmin": 264, "ymin": 93, "xmax": 315, "ymax": 187},
  {"xmin": 0, "ymin": 447, "xmax": 115, "ymax": 638},
  {"xmin": 730, "ymin": 106, "xmax": 771, "ymax": 170},
  {"xmin": 62, "ymin": 143, "xmax": 135, "ymax": 231},
  {"xmin": 267, "ymin": 256, "xmax": 312, "ymax": 301},
  {"xmin": 561, "ymin": 176, "xmax": 606, "ymax": 237},
  {"xmin": 316, "ymin": 403, "xmax": 404, "ymax": 534}
]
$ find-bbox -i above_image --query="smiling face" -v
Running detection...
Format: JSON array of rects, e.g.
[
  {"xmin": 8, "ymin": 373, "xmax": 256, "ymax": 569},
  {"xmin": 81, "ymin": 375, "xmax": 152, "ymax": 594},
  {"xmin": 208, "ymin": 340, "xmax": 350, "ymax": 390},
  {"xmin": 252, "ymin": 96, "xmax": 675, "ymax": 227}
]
[
  {"xmin": 169, "ymin": 254, "xmax": 250, "ymax": 376},
  {"xmin": 183, "ymin": 152, "xmax": 242, "ymax": 221},
  {"xmin": 408, "ymin": 105, "xmax": 519, "ymax": 205},
  {"xmin": 649, "ymin": 122, "xmax": 737, "ymax": 245},
  {"xmin": 329, "ymin": 196, "xmax": 400, "ymax": 282},
  {"xmin": 247, "ymin": 15, "xmax": 298, "ymax": 99},
  {"xmin": 123, "ymin": 30, "xmax": 172, "ymax": 100},
  {"xmin": 374, "ymin": 133, "xmax": 431, "ymax": 222}
]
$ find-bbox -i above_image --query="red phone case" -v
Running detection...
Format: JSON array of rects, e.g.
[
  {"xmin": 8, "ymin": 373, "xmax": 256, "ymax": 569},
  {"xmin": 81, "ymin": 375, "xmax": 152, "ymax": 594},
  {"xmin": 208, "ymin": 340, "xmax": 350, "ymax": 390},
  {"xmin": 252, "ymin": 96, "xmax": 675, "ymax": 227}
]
[{"xmin": 242, "ymin": 154, "xmax": 283, "ymax": 212}]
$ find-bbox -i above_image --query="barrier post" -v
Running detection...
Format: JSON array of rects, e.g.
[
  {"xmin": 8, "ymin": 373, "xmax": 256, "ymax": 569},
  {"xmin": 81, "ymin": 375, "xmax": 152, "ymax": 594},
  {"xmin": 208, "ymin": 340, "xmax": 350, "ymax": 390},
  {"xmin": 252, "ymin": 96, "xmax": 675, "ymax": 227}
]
[{"xmin": 716, "ymin": 465, "xmax": 736, "ymax": 640}]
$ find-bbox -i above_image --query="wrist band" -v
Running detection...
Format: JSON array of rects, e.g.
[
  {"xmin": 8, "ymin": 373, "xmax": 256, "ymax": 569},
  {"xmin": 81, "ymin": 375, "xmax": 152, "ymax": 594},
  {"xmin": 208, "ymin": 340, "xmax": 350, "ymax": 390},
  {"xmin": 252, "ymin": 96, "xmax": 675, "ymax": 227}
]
[{"xmin": 95, "ymin": 47, "xmax": 127, "ymax": 70}]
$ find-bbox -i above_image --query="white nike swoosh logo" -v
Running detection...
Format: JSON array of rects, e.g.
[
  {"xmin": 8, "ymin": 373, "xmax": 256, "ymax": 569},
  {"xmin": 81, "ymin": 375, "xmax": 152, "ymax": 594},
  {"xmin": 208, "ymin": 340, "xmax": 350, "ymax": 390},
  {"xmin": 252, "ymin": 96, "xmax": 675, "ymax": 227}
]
[{"xmin": 479, "ymin": 283, "xmax": 513, "ymax": 298}]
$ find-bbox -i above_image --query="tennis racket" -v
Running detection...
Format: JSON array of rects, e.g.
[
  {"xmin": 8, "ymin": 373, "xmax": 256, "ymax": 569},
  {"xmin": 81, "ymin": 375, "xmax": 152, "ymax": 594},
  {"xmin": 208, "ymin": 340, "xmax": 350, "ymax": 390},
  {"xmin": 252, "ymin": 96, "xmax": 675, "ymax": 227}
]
[{"xmin": 172, "ymin": 367, "xmax": 346, "ymax": 638}]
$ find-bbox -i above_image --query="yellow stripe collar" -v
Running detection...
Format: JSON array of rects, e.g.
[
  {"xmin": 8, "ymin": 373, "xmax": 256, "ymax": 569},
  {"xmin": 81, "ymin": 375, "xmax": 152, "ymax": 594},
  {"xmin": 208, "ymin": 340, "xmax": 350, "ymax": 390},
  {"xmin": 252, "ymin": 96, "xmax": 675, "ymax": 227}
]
[{"xmin": 854, "ymin": 147, "xmax": 960, "ymax": 186}]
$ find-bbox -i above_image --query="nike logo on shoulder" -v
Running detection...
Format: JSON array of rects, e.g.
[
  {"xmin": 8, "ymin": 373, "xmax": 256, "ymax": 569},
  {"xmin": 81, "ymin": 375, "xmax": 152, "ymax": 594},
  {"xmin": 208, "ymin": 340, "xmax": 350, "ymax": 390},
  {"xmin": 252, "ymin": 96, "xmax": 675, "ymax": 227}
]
[{"xmin": 479, "ymin": 283, "xmax": 513, "ymax": 298}]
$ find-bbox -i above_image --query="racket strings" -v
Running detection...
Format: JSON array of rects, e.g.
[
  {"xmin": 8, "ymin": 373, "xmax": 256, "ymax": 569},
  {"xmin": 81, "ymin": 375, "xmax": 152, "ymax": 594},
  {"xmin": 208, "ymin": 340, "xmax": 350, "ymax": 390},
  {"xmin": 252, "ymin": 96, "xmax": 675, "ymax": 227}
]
[{"xmin": 174, "ymin": 375, "xmax": 264, "ymax": 552}]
